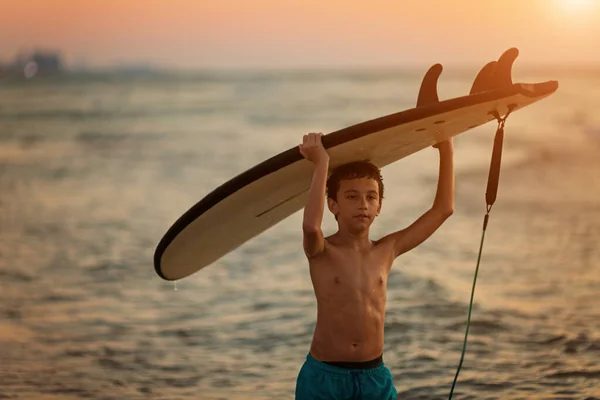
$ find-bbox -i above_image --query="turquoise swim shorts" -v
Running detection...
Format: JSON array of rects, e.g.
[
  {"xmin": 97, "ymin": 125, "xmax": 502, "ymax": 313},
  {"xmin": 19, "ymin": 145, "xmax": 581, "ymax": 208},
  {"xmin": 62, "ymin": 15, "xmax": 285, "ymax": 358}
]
[{"xmin": 295, "ymin": 353, "xmax": 397, "ymax": 400}]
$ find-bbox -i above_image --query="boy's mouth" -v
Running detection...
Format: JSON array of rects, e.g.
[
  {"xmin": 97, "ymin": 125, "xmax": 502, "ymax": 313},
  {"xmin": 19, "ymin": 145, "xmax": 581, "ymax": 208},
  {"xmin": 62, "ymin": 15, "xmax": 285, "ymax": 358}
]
[{"xmin": 354, "ymin": 214, "xmax": 369, "ymax": 220}]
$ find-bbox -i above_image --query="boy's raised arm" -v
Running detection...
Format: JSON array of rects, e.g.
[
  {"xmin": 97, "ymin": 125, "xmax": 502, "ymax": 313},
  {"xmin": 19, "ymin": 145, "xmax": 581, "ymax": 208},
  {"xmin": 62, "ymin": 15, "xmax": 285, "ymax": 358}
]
[
  {"xmin": 299, "ymin": 133, "xmax": 329, "ymax": 258},
  {"xmin": 383, "ymin": 139, "xmax": 455, "ymax": 258}
]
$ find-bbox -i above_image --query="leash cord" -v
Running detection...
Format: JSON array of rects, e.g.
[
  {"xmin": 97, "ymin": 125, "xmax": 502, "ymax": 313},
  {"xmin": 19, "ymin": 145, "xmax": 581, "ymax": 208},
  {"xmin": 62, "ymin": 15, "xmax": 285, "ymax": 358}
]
[{"xmin": 448, "ymin": 213, "xmax": 488, "ymax": 398}]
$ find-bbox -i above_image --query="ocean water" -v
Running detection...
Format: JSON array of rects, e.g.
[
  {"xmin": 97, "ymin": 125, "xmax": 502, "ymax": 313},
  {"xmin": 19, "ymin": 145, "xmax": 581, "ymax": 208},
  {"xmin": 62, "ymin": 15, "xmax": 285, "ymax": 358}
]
[{"xmin": 0, "ymin": 67, "xmax": 599, "ymax": 400}]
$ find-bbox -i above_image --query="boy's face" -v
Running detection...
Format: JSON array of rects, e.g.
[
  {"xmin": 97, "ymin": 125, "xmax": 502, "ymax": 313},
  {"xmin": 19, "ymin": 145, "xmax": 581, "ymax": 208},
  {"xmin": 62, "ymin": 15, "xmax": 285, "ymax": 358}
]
[{"xmin": 328, "ymin": 177, "xmax": 382, "ymax": 232}]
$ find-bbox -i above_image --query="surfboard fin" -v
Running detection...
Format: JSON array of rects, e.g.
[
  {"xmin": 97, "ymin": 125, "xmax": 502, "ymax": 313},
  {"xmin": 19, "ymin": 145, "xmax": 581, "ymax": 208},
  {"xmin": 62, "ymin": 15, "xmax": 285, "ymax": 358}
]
[
  {"xmin": 470, "ymin": 61, "xmax": 497, "ymax": 95},
  {"xmin": 491, "ymin": 47, "xmax": 518, "ymax": 89},
  {"xmin": 470, "ymin": 48, "xmax": 519, "ymax": 94},
  {"xmin": 416, "ymin": 63, "xmax": 443, "ymax": 107}
]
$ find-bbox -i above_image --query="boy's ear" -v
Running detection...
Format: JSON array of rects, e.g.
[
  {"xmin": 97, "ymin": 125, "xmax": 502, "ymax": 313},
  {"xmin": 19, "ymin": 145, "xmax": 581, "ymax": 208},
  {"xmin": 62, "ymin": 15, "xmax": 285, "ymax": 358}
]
[
  {"xmin": 327, "ymin": 197, "xmax": 338, "ymax": 216},
  {"xmin": 376, "ymin": 200, "xmax": 382, "ymax": 216}
]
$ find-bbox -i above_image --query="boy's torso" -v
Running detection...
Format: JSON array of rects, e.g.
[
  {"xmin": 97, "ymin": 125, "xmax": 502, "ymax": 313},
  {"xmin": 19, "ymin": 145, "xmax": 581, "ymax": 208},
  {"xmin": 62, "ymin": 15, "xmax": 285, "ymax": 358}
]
[{"xmin": 308, "ymin": 236, "xmax": 394, "ymax": 362}]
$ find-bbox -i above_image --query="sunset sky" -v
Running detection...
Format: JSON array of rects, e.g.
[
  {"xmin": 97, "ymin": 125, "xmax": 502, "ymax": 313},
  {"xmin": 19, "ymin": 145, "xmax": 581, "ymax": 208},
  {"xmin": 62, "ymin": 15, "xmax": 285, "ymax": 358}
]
[{"xmin": 1, "ymin": 0, "xmax": 599, "ymax": 69}]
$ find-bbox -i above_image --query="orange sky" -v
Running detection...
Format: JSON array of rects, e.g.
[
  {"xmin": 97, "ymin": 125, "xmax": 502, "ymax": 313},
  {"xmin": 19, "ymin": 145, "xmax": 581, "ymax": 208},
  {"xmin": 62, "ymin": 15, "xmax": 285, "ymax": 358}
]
[{"xmin": 1, "ymin": 0, "xmax": 599, "ymax": 69}]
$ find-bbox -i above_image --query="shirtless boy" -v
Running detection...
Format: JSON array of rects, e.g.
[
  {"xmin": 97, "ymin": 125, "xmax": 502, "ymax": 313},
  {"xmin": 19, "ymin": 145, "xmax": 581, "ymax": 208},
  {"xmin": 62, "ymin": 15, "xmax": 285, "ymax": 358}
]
[{"xmin": 295, "ymin": 132, "xmax": 454, "ymax": 399}]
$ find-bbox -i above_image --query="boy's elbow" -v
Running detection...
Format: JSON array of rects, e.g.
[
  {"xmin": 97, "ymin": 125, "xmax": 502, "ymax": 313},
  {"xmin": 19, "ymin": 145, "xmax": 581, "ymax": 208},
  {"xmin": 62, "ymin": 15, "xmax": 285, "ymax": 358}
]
[
  {"xmin": 434, "ymin": 205, "xmax": 453, "ymax": 220},
  {"xmin": 443, "ymin": 207, "xmax": 454, "ymax": 219},
  {"xmin": 302, "ymin": 224, "xmax": 321, "ymax": 234}
]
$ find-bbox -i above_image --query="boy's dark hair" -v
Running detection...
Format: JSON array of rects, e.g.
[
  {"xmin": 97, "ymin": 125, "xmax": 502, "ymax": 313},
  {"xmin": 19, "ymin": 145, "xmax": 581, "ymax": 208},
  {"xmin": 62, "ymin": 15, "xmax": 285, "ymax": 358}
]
[{"xmin": 326, "ymin": 160, "xmax": 384, "ymax": 202}]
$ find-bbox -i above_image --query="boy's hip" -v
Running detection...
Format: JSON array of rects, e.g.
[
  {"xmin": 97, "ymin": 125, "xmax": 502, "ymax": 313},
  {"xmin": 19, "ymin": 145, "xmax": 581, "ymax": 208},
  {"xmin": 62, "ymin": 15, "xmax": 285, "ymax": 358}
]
[{"xmin": 295, "ymin": 353, "xmax": 397, "ymax": 400}]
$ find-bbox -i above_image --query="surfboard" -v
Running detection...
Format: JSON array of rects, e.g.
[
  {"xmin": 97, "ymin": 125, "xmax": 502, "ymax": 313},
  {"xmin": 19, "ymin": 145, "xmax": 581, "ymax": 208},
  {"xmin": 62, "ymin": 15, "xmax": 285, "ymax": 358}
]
[{"xmin": 154, "ymin": 48, "xmax": 558, "ymax": 281}]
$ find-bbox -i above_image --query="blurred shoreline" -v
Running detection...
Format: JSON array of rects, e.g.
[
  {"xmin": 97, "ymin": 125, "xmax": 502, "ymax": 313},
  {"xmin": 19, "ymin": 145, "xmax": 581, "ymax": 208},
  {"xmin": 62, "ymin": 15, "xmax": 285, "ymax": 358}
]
[{"xmin": 1, "ymin": 63, "xmax": 599, "ymax": 83}]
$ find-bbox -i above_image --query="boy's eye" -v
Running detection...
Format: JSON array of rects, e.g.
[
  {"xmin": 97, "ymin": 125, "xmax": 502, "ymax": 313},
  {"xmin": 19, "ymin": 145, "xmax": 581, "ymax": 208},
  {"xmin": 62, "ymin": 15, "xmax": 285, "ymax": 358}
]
[{"xmin": 368, "ymin": 196, "xmax": 376, "ymax": 200}]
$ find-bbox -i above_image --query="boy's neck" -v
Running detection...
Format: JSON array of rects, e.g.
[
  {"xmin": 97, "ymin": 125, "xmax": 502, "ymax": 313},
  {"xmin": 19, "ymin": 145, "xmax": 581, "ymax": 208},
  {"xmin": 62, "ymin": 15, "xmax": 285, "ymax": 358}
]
[{"xmin": 333, "ymin": 229, "xmax": 372, "ymax": 250}]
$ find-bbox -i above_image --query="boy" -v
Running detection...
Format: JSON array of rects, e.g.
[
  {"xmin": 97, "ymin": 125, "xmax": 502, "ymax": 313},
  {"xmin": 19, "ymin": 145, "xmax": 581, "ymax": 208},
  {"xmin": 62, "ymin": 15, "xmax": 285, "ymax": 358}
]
[{"xmin": 295, "ymin": 132, "xmax": 454, "ymax": 399}]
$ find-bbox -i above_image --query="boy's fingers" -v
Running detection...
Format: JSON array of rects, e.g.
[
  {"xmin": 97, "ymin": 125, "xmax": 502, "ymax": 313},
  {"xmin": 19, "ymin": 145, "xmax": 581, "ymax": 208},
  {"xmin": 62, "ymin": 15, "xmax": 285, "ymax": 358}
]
[
  {"xmin": 299, "ymin": 145, "xmax": 309, "ymax": 158},
  {"xmin": 302, "ymin": 132, "xmax": 324, "ymax": 147}
]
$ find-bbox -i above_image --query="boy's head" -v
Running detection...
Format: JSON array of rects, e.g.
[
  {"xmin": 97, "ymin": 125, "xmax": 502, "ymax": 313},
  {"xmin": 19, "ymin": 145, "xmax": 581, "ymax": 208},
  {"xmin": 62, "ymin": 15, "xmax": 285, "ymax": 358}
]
[{"xmin": 326, "ymin": 160, "xmax": 384, "ymax": 231}]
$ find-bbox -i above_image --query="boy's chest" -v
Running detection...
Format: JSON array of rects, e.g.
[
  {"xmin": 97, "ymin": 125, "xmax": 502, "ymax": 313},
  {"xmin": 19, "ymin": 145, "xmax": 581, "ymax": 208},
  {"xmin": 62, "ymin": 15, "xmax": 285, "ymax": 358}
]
[{"xmin": 311, "ymin": 250, "xmax": 392, "ymax": 292}]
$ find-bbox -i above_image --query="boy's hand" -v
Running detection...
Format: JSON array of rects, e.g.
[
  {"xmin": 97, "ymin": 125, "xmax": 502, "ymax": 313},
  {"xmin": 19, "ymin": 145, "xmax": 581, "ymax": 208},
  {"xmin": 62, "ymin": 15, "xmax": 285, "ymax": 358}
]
[{"xmin": 299, "ymin": 132, "xmax": 329, "ymax": 164}]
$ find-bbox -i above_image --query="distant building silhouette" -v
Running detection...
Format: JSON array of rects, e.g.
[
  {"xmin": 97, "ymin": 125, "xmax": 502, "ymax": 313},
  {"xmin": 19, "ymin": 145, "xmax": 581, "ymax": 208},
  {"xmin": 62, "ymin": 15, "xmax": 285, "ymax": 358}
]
[{"xmin": 2, "ymin": 50, "xmax": 64, "ymax": 79}]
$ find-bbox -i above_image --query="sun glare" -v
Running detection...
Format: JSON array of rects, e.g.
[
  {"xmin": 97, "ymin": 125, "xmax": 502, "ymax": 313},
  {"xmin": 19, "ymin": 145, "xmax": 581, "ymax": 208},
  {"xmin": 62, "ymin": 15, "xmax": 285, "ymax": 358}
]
[{"xmin": 558, "ymin": 0, "xmax": 595, "ymax": 12}]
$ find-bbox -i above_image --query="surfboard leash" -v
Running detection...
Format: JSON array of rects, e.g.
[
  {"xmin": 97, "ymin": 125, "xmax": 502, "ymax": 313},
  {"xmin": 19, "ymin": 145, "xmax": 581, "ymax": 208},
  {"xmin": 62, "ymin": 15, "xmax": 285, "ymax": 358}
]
[{"xmin": 448, "ymin": 106, "xmax": 514, "ymax": 399}]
